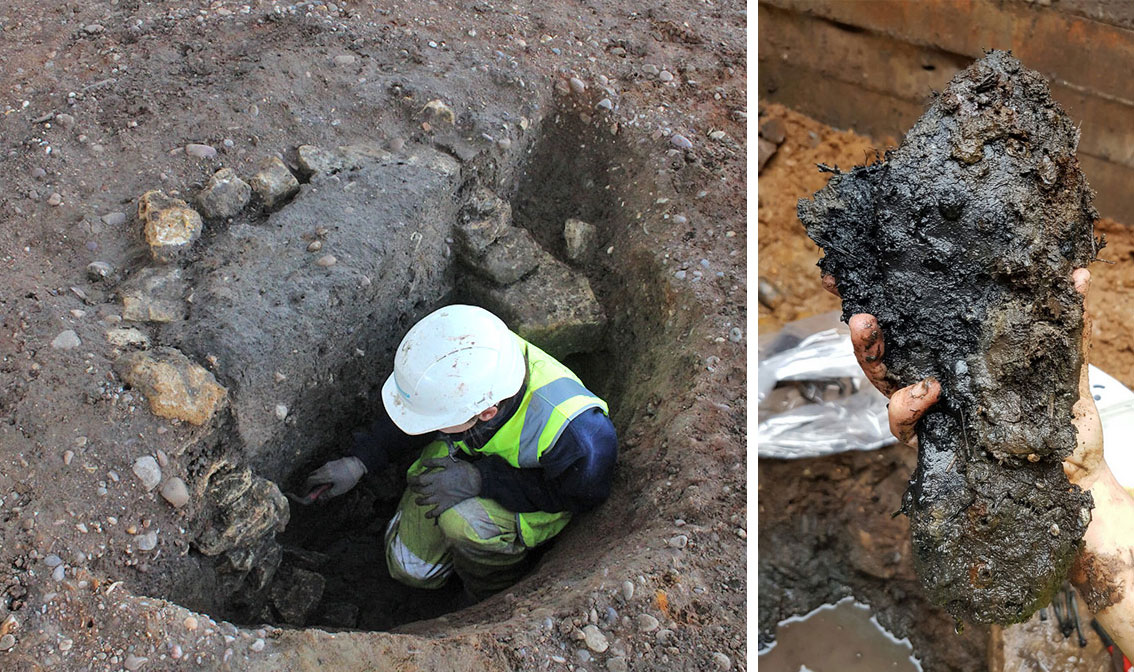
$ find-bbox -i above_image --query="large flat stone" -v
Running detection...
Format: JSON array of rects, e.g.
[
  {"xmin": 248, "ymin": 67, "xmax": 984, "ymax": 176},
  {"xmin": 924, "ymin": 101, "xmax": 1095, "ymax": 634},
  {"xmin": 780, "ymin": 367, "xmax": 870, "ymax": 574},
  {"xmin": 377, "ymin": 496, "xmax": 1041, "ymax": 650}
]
[
  {"xmin": 465, "ymin": 227, "xmax": 542, "ymax": 285},
  {"xmin": 249, "ymin": 157, "xmax": 300, "ymax": 210},
  {"xmin": 195, "ymin": 467, "xmax": 289, "ymax": 556},
  {"xmin": 115, "ymin": 347, "xmax": 227, "ymax": 425},
  {"xmin": 119, "ymin": 267, "xmax": 186, "ymax": 323},
  {"xmin": 464, "ymin": 251, "xmax": 607, "ymax": 359}
]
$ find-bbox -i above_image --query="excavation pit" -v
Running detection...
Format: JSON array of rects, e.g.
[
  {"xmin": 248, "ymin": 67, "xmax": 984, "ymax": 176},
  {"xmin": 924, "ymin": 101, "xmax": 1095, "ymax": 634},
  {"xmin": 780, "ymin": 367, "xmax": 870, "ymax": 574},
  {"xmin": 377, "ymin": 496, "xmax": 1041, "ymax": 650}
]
[{"xmin": 139, "ymin": 106, "xmax": 678, "ymax": 635}]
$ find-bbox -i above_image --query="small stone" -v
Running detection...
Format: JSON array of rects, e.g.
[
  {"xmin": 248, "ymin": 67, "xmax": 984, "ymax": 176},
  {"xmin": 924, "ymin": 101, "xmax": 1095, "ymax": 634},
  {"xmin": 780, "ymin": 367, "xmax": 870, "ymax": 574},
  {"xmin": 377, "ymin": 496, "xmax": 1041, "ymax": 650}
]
[
  {"xmin": 63, "ymin": 450, "xmax": 74, "ymax": 465},
  {"xmin": 621, "ymin": 580, "xmax": 634, "ymax": 602},
  {"xmin": 101, "ymin": 211, "xmax": 127, "ymax": 227},
  {"xmin": 760, "ymin": 117, "xmax": 787, "ymax": 144},
  {"xmin": 56, "ymin": 113, "xmax": 76, "ymax": 130},
  {"xmin": 52, "ymin": 330, "xmax": 81, "ymax": 349},
  {"xmin": 672, "ymin": 214, "xmax": 689, "ymax": 225},
  {"xmin": 564, "ymin": 218, "xmax": 597, "ymax": 263},
  {"xmin": 497, "ymin": 137, "xmax": 512, "ymax": 150},
  {"xmin": 389, "ymin": 138, "xmax": 406, "ymax": 152},
  {"xmin": 138, "ymin": 191, "xmax": 203, "ymax": 262},
  {"xmin": 577, "ymin": 649, "xmax": 593, "ymax": 663},
  {"xmin": 160, "ymin": 478, "xmax": 190, "ymax": 508},
  {"xmin": 31, "ymin": 167, "xmax": 47, "ymax": 179},
  {"xmin": 184, "ymin": 616, "xmax": 198, "ymax": 630},
  {"xmin": 307, "ymin": 239, "xmax": 323, "ymax": 252},
  {"xmin": 674, "ymin": 270, "xmax": 687, "ymax": 280},
  {"xmin": 249, "ymin": 157, "xmax": 300, "ymax": 210},
  {"xmin": 84, "ymin": 24, "xmax": 105, "ymax": 34},
  {"xmin": 316, "ymin": 254, "xmax": 337, "ymax": 267},
  {"xmin": 582, "ymin": 625, "xmax": 609, "ymax": 653},
  {"xmin": 659, "ymin": 70, "xmax": 674, "ymax": 82},
  {"xmin": 569, "ymin": 77, "xmax": 586, "ymax": 93},
  {"xmin": 250, "ymin": 638, "xmax": 265, "ymax": 652},
  {"xmin": 132, "ymin": 456, "xmax": 162, "ymax": 491},
  {"xmin": 656, "ymin": 628, "xmax": 674, "ymax": 644},
  {"xmin": 642, "ymin": 64, "xmax": 660, "ymax": 76},
  {"xmin": 596, "ymin": 98, "xmax": 613, "ymax": 111},
  {"xmin": 196, "ymin": 168, "xmax": 251, "ymax": 219},
  {"xmin": 47, "ymin": 193, "xmax": 63, "ymax": 206},
  {"xmin": 709, "ymin": 130, "xmax": 727, "ymax": 141},
  {"xmin": 275, "ymin": 404, "xmax": 288, "ymax": 420},
  {"xmin": 185, "ymin": 143, "xmax": 217, "ymax": 160},
  {"xmin": 136, "ymin": 530, "xmax": 158, "ymax": 551},
  {"xmin": 668, "ymin": 534, "xmax": 688, "ymax": 548},
  {"xmin": 729, "ymin": 327, "xmax": 743, "ymax": 343},
  {"xmin": 44, "ymin": 554, "xmax": 63, "ymax": 567},
  {"xmin": 106, "ymin": 328, "xmax": 151, "ymax": 349},
  {"xmin": 124, "ymin": 654, "xmax": 148, "ymax": 670},
  {"xmin": 58, "ymin": 638, "xmax": 73, "ymax": 652},
  {"xmin": 670, "ymin": 134, "xmax": 693, "ymax": 150},
  {"xmin": 710, "ymin": 652, "xmax": 731, "ymax": 670},
  {"xmin": 333, "ymin": 54, "xmax": 356, "ymax": 66},
  {"xmin": 86, "ymin": 261, "xmax": 114, "ymax": 281},
  {"xmin": 637, "ymin": 614, "xmax": 660, "ymax": 632},
  {"xmin": 52, "ymin": 564, "xmax": 65, "ymax": 581},
  {"xmin": 0, "ymin": 634, "xmax": 13, "ymax": 651}
]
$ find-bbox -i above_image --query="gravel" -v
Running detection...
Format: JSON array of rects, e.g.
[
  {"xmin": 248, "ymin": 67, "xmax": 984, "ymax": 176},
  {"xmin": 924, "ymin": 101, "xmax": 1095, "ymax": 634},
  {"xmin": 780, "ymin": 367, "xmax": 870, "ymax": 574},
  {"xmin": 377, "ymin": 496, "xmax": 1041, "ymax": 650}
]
[
  {"xmin": 670, "ymin": 134, "xmax": 693, "ymax": 150},
  {"xmin": 637, "ymin": 614, "xmax": 659, "ymax": 632},
  {"xmin": 101, "ymin": 211, "xmax": 127, "ymax": 227},
  {"xmin": 582, "ymin": 624, "xmax": 609, "ymax": 653},
  {"xmin": 186, "ymin": 143, "xmax": 217, "ymax": 159},
  {"xmin": 86, "ymin": 261, "xmax": 113, "ymax": 281},
  {"xmin": 47, "ymin": 193, "xmax": 63, "ymax": 206},
  {"xmin": 136, "ymin": 531, "xmax": 158, "ymax": 551},
  {"xmin": 51, "ymin": 330, "xmax": 81, "ymax": 349},
  {"xmin": 44, "ymin": 554, "xmax": 63, "ymax": 567},
  {"xmin": 316, "ymin": 254, "xmax": 337, "ymax": 267},
  {"xmin": 729, "ymin": 327, "xmax": 743, "ymax": 343},
  {"xmin": 621, "ymin": 580, "xmax": 634, "ymax": 601},
  {"xmin": 160, "ymin": 477, "xmax": 190, "ymax": 508},
  {"xmin": 132, "ymin": 456, "xmax": 162, "ymax": 491},
  {"xmin": 710, "ymin": 652, "xmax": 731, "ymax": 670},
  {"xmin": 659, "ymin": 70, "xmax": 674, "ymax": 82},
  {"xmin": 569, "ymin": 77, "xmax": 586, "ymax": 93}
]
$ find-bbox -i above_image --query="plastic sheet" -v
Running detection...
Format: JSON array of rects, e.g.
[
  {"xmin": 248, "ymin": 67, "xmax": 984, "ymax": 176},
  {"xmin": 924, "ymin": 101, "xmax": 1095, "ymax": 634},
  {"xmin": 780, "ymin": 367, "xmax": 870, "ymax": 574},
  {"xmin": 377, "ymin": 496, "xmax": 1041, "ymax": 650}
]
[{"xmin": 758, "ymin": 311, "xmax": 894, "ymax": 459}]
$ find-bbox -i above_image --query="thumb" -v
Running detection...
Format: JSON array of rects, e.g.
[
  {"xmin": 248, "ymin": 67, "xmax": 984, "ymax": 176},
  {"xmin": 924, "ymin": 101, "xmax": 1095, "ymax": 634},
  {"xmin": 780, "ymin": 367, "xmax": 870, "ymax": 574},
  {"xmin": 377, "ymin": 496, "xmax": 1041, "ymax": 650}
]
[
  {"xmin": 420, "ymin": 457, "xmax": 450, "ymax": 469},
  {"xmin": 889, "ymin": 377, "xmax": 941, "ymax": 447}
]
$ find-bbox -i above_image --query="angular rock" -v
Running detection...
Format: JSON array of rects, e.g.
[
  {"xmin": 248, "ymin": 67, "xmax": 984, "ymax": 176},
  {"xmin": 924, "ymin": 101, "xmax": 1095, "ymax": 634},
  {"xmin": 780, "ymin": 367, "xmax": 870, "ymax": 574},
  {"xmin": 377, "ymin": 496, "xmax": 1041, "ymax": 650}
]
[
  {"xmin": 106, "ymin": 327, "xmax": 151, "ymax": 349},
  {"xmin": 296, "ymin": 143, "xmax": 392, "ymax": 179},
  {"xmin": 135, "ymin": 530, "xmax": 158, "ymax": 551},
  {"xmin": 138, "ymin": 190, "xmax": 203, "ymax": 262},
  {"xmin": 464, "ymin": 250, "xmax": 606, "ymax": 359},
  {"xmin": 115, "ymin": 347, "xmax": 228, "ymax": 426},
  {"xmin": 455, "ymin": 207, "xmax": 512, "ymax": 257},
  {"xmin": 195, "ymin": 467, "xmax": 289, "ymax": 556},
  {"xmin": 798, "ymin": 51, "xmax": 1097, "ymax": 624},
  {"xmin": 757, "ymin": 138, "xmax": 778, "ymax": 174},
  {"xmin": 270, "ymin": 567, "xmax": 325, "ymax": 625},
  {"xmin": 51, "ymin": 330, "xmax": 81, "ymax": 349},
  {"xmin": 466, "ymin": 227, "xmax": 542, "ymax": 285},
  {"xmin": 196, "ymin": 168, "xmax": 251, "ymax": 220},
  {"xmin": 120, "ymin": 267, "xmax": 185, "ymax": 323},
  {"xmin": 249, "ymin": 157, "xmax": 300, "ymax": 209},
  {"xmin": 132, "ymin": 456, "xmax": 162, "ymax": 491},
  {"xmin": 563, "ymin": 218, "xmax": 597, "ymax": 263}
]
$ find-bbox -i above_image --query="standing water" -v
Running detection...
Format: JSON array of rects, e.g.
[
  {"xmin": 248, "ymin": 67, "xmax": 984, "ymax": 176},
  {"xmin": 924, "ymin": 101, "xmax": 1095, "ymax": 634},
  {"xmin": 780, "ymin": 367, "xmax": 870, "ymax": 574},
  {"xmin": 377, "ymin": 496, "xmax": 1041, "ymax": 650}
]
[{"xmin": 758, "ymin": 597, "xmax": 923, "ymax": 671}]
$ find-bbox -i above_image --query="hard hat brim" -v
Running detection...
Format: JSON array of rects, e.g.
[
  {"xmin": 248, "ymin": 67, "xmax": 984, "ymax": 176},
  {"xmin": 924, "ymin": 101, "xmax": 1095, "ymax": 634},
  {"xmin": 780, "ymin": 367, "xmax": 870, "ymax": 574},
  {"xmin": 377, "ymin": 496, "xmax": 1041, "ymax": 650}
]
[{"xmin": 381, "ymin": 373, "xmax": 449, "ymax": 435}]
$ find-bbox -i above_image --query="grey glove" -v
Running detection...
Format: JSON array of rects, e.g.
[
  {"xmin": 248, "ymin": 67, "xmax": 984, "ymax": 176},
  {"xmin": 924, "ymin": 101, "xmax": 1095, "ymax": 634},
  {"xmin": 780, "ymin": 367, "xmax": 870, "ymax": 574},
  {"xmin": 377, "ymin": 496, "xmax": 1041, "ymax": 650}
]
[
  {"xmin": 407, "ymin": 457, "xmax": 482, "ymax": 519},
  {"xmin": 305, "ymin": 456, "xmax": 367, "ymax": 500}
]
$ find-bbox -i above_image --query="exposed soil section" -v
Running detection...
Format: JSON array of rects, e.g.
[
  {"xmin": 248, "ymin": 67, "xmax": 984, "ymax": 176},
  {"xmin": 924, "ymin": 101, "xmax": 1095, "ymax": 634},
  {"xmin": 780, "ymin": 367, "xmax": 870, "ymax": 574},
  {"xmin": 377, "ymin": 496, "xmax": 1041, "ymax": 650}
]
[
  {"xmin": 0, "ymin": 2, "xmax": 746, "ymax": 670},
  {"xmin": 797, "ymin": 51, "xmax": 1097, "ymax": 625}
]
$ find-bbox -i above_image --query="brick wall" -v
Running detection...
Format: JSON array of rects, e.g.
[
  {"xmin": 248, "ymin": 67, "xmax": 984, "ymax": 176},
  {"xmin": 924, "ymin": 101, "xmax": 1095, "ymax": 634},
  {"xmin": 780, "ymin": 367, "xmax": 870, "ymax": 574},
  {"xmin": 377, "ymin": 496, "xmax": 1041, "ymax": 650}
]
[{"xmin": 759, "ymin": 0, "xmax": 1134, "ymax": 220}]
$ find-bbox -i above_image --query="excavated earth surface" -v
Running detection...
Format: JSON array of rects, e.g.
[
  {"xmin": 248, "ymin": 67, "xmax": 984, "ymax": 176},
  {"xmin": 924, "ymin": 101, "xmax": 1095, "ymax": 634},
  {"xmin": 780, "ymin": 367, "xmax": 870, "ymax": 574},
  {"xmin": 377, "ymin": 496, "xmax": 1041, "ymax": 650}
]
[
  {"xmin": 759, "ymin": 101, "xmax": 1134, "ymax": 670},
  {"xmin": 798, "ymin": 52, "xmax": 1097, "ymax": 625},
  {"xmin": 0, "ymin": 2, "xmax": 747, "ymax": 671}
]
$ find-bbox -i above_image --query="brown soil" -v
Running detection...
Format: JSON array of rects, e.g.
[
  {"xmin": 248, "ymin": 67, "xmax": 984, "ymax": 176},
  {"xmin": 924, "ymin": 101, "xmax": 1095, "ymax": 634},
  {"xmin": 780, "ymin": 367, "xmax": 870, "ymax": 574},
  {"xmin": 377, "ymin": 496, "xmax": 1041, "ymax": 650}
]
[
  {"xmin": 0, "ymin": 3, "xmax": 747, "ymax": 671},
  {"xmin": 758, "ymin": 98, "xmax": 1134, "ymax": 669}
]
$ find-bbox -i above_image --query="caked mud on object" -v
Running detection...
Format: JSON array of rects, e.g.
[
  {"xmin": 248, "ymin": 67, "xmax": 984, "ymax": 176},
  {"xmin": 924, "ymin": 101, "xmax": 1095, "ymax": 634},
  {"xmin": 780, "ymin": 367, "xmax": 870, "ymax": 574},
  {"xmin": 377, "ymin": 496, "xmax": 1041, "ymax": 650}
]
[{"xmin": 798, "ymin": 50, "xmax": 1101, "ymax": 624}]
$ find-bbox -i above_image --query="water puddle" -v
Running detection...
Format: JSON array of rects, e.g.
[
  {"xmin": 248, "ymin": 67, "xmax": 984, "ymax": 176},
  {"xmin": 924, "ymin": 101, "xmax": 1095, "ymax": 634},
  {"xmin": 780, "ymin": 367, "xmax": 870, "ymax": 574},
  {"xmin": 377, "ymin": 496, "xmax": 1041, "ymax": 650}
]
[{"xmin": 758, "ymin": 597, "xmax": 923, "ymax": 672}]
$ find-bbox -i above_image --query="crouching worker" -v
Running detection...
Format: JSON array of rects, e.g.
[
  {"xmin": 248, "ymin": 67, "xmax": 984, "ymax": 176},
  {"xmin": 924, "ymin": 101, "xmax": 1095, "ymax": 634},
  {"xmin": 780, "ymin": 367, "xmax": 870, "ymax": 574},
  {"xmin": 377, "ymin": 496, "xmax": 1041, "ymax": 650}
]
[{"xmin": 304, "ymin": 305, "xmax": 618, "ymax": 600}]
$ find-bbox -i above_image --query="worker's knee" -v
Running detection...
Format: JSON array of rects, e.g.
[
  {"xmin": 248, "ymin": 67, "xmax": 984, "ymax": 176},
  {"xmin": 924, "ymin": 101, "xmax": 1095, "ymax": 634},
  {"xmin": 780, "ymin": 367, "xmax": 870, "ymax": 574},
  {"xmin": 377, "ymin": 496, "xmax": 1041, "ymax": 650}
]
[{"xmin": 437, "ymin": 498, "xmax": 515, "ymax": 548}]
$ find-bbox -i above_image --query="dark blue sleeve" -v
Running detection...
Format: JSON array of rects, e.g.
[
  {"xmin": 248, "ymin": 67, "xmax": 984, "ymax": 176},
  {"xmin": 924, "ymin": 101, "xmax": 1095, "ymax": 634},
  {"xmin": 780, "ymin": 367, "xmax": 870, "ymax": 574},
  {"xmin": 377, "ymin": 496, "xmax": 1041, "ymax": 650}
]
[
  {"xmin": 474, "ymin": 407, "xmax": 618, "ymax": 513},
  {"xmin": 347, "ymin": 405, "xmax": 433, "ymax": 473}
]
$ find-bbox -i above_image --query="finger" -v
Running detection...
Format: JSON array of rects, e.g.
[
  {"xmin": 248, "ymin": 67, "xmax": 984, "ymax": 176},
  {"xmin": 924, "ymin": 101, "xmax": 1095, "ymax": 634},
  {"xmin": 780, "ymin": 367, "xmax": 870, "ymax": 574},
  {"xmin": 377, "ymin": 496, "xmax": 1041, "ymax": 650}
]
[
  {"xmin": 888, "ymin": 377, "xmax": 941, "ymax": 447},
  {"xmin": 849, "ymin": 313, "xmax": 897, "ymax": 396},
  {"xmin": 822, "ymin": 274, "xmax": 841, "ymax": 297}
]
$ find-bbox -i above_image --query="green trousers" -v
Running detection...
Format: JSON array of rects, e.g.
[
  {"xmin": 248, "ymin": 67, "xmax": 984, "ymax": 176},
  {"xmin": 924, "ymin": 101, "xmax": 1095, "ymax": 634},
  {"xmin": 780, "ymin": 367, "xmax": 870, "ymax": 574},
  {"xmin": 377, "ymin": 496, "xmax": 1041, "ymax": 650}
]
[{"xmin": 384, "ymin": 442, "xmax": 530, "ymax": 598}]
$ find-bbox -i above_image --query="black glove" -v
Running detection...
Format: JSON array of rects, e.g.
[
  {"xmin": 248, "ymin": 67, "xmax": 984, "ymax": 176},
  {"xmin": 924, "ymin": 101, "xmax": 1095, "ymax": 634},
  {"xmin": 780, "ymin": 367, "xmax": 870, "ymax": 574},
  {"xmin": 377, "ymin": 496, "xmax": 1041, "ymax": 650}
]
[{"xmin": 407, "ymin": 457, "xmax": 482, "ymax": 519}]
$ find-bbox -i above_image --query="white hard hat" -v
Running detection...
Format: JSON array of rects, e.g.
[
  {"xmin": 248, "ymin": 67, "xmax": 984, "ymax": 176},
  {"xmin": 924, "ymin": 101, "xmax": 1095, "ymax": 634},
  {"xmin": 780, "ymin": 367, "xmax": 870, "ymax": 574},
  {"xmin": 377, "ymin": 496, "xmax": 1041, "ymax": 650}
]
[{"xmin": 381, "ymin": 305, "xmax": 526, "ymax": 435}]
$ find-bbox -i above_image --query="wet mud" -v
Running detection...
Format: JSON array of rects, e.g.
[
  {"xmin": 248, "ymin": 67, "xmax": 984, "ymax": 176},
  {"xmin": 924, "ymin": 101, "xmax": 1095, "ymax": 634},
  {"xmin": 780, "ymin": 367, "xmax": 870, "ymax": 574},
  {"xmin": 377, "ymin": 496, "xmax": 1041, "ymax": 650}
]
[
  {"xmin": 798, "ymin": 51, "xmax": 1100, "ymax": 624},
  {"xmin": 1069, "ymin": 550, "xmax": 1126, "ymax": 614}
]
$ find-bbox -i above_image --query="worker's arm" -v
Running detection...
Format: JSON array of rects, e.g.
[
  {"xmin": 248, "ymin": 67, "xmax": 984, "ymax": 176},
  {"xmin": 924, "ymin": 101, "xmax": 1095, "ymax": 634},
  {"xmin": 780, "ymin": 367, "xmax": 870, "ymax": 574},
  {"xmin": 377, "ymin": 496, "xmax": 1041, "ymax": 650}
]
[
  {"xmin": 474, "ymin": 408, "xmax": 618, "ymax": 513},
  {"xmin": 347, "ymin": 406, "xmax": 436, "ymax": 473},
  {"xmin": 837, "ymin": 268, "xmax": 1134, "ymax": 653}
]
